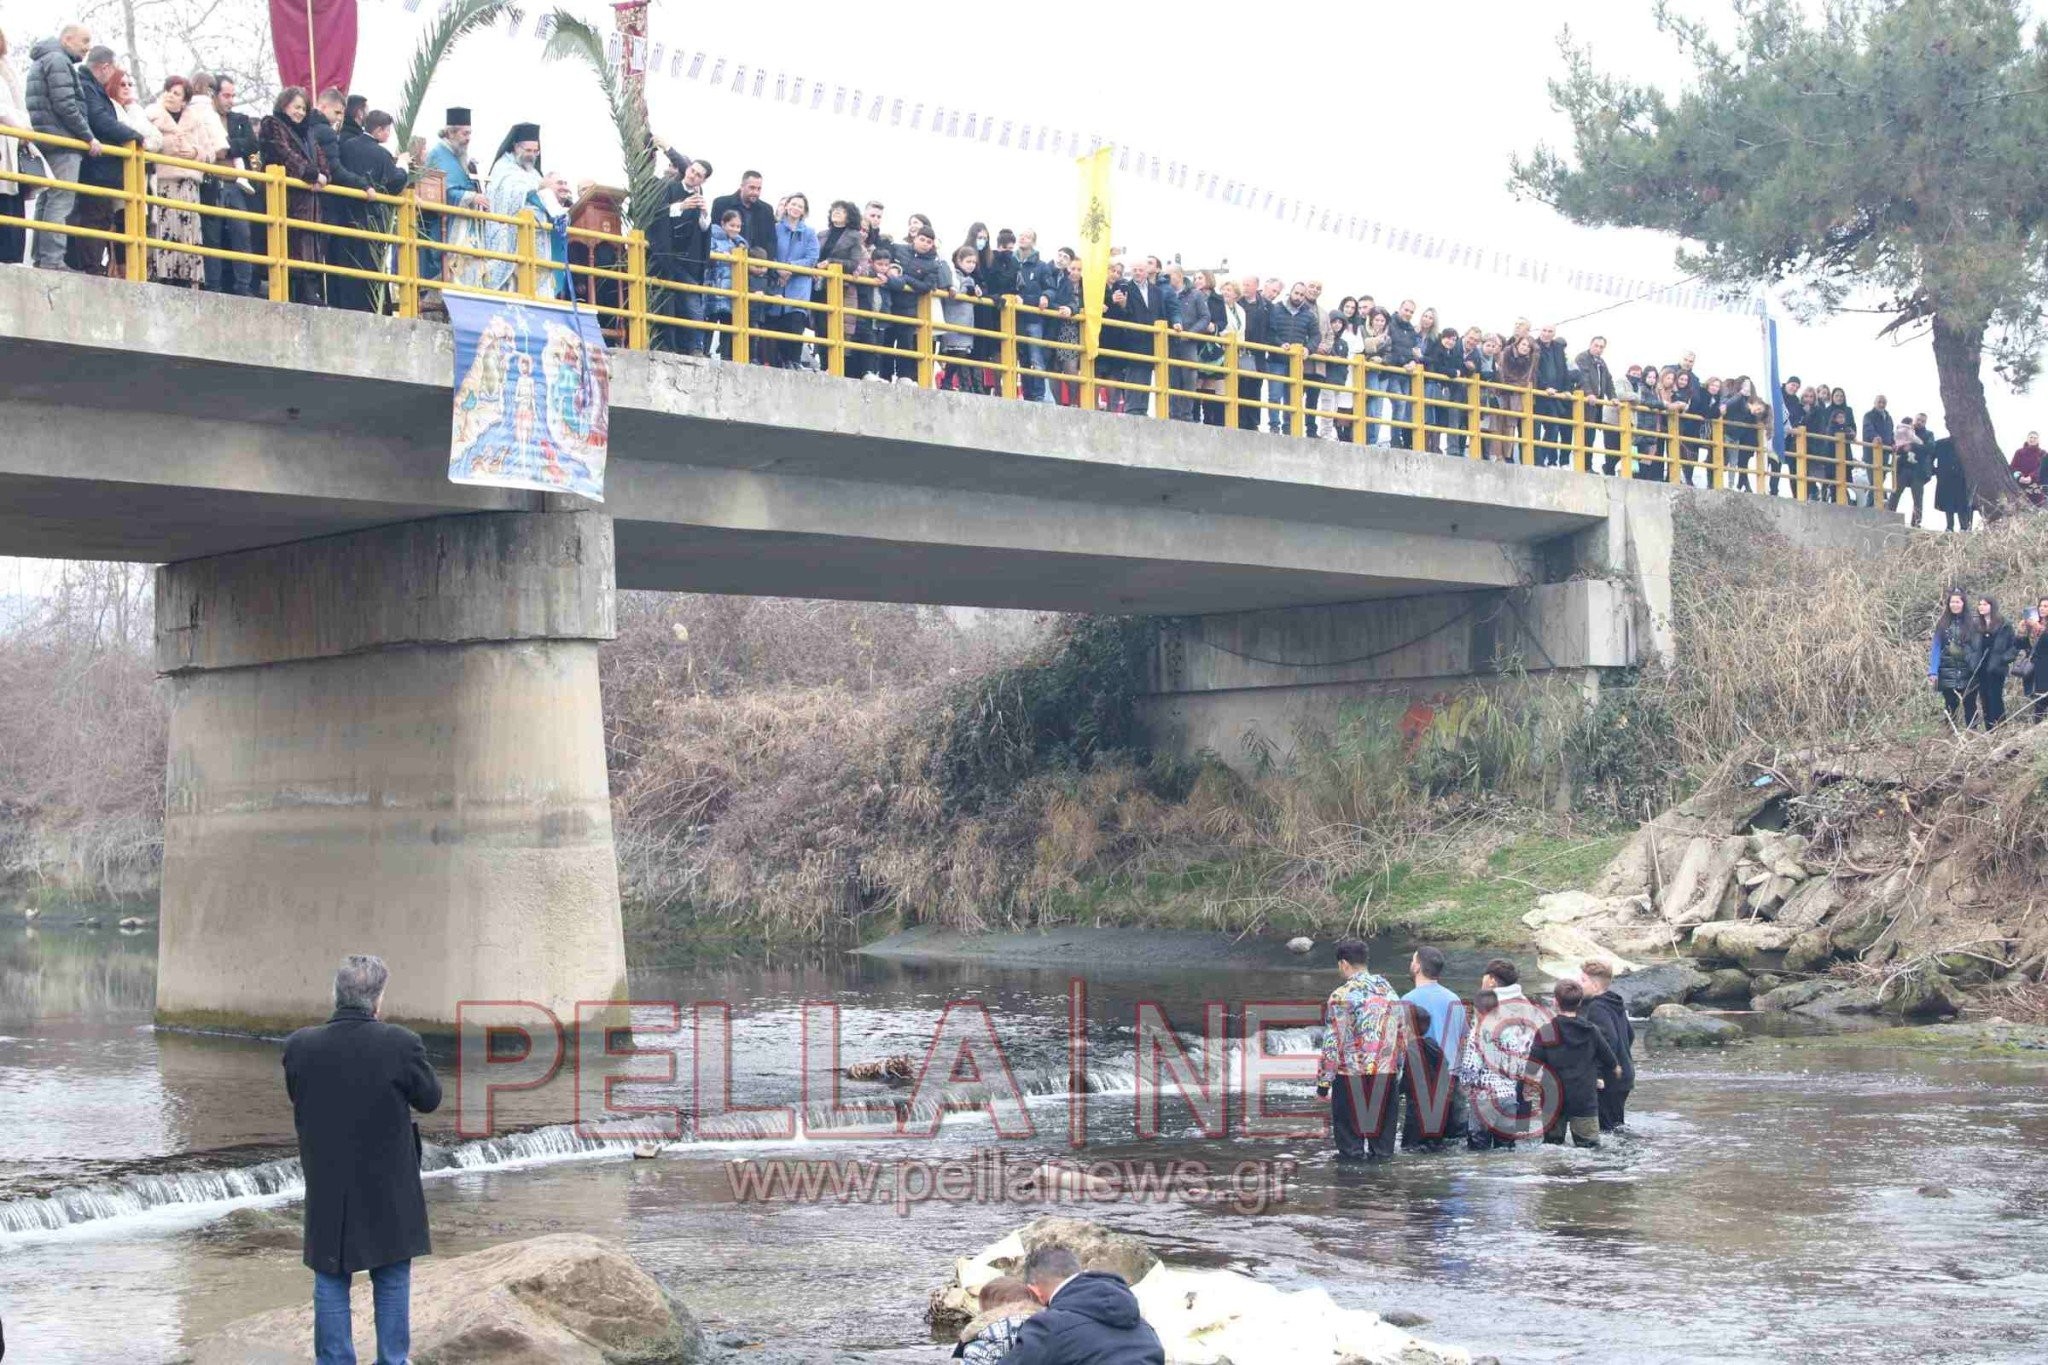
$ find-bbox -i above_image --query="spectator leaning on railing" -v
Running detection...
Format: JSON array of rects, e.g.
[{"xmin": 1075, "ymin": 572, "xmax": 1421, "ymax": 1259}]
[{"xmin": 4, "ymin": 61, "xmax": 2023, "ymax": 517}]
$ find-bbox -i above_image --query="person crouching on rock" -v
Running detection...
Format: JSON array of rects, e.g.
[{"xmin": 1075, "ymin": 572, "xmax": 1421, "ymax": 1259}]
[
  {"xmin": 953, "ymin": 1275, "xmax": 1041, "ymax": 1363},
  {"xmin": 996, "ymin": 1243, "xmax": 1164, "ymax": 1365},
  {"xmin": 1315, "ymin": 938, "xmax": 1407, "ymax": 1164},
  {"xmin": 1577, "ymin": 961, "xmax": 1636, "ymax": 1131},
  {"xmin": 284, "ymin": 953, "xmax": 442, "ymax": 1365},
  {"xmin": 1528, "ymin": 979, "xmax": 1623, "ymax": 1149}
]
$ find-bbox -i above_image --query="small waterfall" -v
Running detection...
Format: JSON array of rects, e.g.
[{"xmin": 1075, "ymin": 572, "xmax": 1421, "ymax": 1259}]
[
  {"xmin": 0, "ymin": 1124, "xmax": 654, "ymax": 1237},
  {"xmin": 0, "ymin": 1038, "xmax": 1314, "ymax": 1236}
]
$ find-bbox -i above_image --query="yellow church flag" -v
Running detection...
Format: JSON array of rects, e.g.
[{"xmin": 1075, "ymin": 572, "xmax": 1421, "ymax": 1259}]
[{"xmin": 1077, "ymin": 146, "xmax": 1113, "ymax": 358}]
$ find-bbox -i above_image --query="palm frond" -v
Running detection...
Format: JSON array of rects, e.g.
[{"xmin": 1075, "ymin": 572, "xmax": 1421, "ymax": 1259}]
[
  {"xmin": 541, "ymin": 8, "xmax": 661, "ymax": 235},
  {"xmin": 395, "ymin": 0, "xmax": 514, "ymax": 151}
]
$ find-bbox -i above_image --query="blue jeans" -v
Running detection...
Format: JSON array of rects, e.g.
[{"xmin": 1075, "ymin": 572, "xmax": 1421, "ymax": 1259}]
[
  {"xmin": 314, "ymin": 1260, "xmax": 411, "ymax": 1365},
  {"xmin": 31, "ymin": 149, "xmax": 81, "ymax": 268},
  {"xmin": 1261, "ymin": 356, "xmax": 1290, "ymax": 431},
  {"xmin": 1018, "ymin": 316, "xmax": 1047, "ymax": 400},
  {"xmin": 203, "ymin": 182, "xmax": 255, "ymax": 295}
]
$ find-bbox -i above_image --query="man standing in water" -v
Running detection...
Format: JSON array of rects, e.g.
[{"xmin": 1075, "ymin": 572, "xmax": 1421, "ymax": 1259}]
[
  {"xmin": 1400, "ymin": 946, "xmax": 1466, "ymax": 1150},
  {"xmin": 1315, "ymin": 940, "xmax": 1407, "ymax": 1163},
  {"xmin": 284, "ymin": 954, "xmax": 442, "ymax": 1364}
]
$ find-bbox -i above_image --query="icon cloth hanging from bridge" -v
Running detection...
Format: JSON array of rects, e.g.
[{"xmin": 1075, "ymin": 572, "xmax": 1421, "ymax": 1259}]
[{"xmin": 445, "ymin": 292, "xmax": 611, "ymax": 501}]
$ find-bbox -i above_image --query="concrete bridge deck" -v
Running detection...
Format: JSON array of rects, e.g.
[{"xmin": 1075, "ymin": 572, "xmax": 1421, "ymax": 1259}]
[{"xmin": 0, "ymin": 270, "xmax": 1621, "ymax": 614}]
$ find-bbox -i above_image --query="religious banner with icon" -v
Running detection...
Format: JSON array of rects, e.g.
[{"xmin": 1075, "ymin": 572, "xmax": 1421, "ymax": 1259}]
[
  {"xmin": 1077, "ymin": 146, "xmax": 1113, "ymax": 359},
  {"xmin": 445, "ymin": 292, "xmax": 611, "ymax": 501}
]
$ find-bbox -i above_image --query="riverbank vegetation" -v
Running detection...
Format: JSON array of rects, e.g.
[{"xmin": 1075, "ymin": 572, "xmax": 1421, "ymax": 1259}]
[{"xmin": 11, "ymin": 505, "xmax": 2048, "ymax": 961}]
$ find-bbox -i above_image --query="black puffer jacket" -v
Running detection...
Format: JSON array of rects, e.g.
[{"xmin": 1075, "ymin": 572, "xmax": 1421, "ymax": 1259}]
[{"xmin": 26, "ymin": 38, "xmax": 89, "ymax": 140}]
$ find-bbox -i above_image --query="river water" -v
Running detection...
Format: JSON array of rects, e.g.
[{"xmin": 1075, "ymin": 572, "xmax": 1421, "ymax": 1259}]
[{"xmin": 5, "ymin": 922, "xmax": 2048, "ymax": 1363}]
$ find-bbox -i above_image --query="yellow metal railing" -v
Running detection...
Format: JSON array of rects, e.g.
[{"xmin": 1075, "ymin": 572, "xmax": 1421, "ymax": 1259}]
[{"xmin": 0, "ymin": 122, "xmax": 1896, "ymax": 504}]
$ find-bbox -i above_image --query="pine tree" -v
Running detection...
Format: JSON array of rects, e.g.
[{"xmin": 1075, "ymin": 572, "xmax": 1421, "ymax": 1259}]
[{"xmin": 1512, "ymin": 0, "xmax": 2048, "ymax": 515}]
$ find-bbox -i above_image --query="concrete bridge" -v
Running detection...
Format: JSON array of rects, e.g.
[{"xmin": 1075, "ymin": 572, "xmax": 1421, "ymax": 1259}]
[{"xmin": 0, "ymin": 270, "xmax": 1895, "ymax": 1033}]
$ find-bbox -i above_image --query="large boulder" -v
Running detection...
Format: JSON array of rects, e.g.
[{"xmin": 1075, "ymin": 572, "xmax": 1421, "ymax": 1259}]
[
  {"xmin": 1783, "ymin": 927, "xmax": 1838, "ymax": 974},
  {"xmin": 1748, "ymin": 830, "xmax": 1812, "ymax": 880},
  {"xmin": 1689, "ymin": 921, "xmax": 1799, "ymax": 972},
  {"xmin": 1659, "ymin": 837, "xmax": 1749, "ymax": 928},
  {"xmin": 1788, "ymin": 983, "xmax": 1884, "ymax": 1020},
  {"xmin": 1641, "ymin": 1003, "xmax": 1745, "ymax": 1048},
  {"xmin": 1532, "ymin": 922, "xmax": 1640, "ymax": 981},
  {"xmin": 1524, "ymin": 892, "xmax": 1679, "ymax": 961},
  {"xmin": 1754, "ymin": 978, "xmax": 1840, "ymax": 1013},
  {"xmin": 1774, "ymin": 877, "xmax": 1843, "ymax": 932},
  {"xmin": 1606, "ymin": 961, "xmax": 1712, "ymax": 1015},
  {"xmin": 194, "ymin": 1235, "xmax": 705, "ymax": 1364},
  {"xmin": 1695, "ymin": 968, "xmax": 1754, "ymax": 1004},
  {"xmin": 929, "ymin": 1216, "xmax": 1158, "ymax": 1333},
  {"xmin": 1879, "ymin": 963, "xmax": 1960, "ymax": 1019}
]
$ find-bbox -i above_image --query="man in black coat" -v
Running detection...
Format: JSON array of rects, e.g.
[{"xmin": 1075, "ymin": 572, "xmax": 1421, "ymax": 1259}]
[
  {"xmin": 1577, "ymin": 961, "xmax": 1636, "ymax": 1130},
  {"xmin": 998, "ymin": 1244, "xmax": 1164, "ymax": 1365},
  {"xmin": 328, "ymin": 111, "xmax": 411, "ymax": 313},
  {"xmin": 653, "ymin": 152, "xmax": 714, "ymax": 354},
  {"xmin": 1532, "ymin": 325, "xmax": 1576, "ymax": 467},
  {"xmin": 284, "ymin": 954, "xmax": 442, "ymax": 1364},
  {"xmin": 1114, "ymin": 258, "xmax": 1172, "ymax": 417}
]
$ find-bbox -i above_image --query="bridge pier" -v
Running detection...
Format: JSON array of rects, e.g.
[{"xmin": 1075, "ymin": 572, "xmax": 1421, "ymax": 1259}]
[{"xmin": 153, "ymin": 510, "xmax": 627, "ymax": 1036}]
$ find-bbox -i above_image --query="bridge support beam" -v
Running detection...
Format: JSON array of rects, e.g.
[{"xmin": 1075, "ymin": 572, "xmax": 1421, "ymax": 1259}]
[{"xmin": 153, "ymin": 510, "xmax": 627, "ymax": 1036}]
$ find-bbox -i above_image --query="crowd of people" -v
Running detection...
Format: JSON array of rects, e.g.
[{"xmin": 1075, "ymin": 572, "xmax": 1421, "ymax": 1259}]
[
  {"xmin": 8, "ymin": 23, "xmax": 2048, "ymax": 522},
  {"xmin": 1929, "ymin": 587, "xmax": 2048, "ymax": 730},
  {"xmin": 1314, "ymin": 941, "xmax": 1632, "ymax": 1162}
]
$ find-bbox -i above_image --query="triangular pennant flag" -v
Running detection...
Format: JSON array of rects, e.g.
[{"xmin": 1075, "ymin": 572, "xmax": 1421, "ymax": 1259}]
[
  {"xmin": 833, "ymin": 86, "xmax": 846, "ymax": 114},
  {"xmin": 999, "ymin": 120, "xmax": 1012, "ymax": 147},
  {"xmin": 707, "ymin": 57, "xmax": 724, "ymax": 84},
  {"xmin": 687, "ymin": 52, "xmax": 704, "ymax": 79}
]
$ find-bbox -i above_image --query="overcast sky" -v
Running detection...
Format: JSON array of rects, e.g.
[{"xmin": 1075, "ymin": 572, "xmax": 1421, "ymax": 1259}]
[{"xmin": 5, "ymin": 0, "xmax": 2046, "ymax": 597}]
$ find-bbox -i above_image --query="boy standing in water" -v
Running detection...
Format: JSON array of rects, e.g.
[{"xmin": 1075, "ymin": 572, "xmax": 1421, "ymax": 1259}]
[
  {"xmin": 1578, "ymin": 961, "xmax": 1636, "ymax": 1131},
  {"xmin": 1527, "ymin": 979, "xmax": 1623, "ymax": 1148}
]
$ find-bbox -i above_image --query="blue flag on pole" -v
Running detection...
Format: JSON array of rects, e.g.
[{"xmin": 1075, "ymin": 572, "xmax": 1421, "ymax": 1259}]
[{"xmin": 445, "ymin": 292, "xmax": 611, "ymax": 501}]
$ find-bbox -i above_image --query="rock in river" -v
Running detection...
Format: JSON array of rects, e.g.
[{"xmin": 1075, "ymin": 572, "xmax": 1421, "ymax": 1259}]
[
  {"xmin": 1641, "ymin": 1003, "xmax": 1745, "ymax": 1048},
  {"xmin": 1606, "ymin": 961, "xmax": 1712, "ymax": 1015},
  {"xmin": 194, "ymin": 1234, "xmax": 705, "ymax": 1364}
]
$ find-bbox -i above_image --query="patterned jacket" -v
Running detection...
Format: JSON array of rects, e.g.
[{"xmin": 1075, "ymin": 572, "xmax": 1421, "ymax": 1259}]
[{"xmin": 1318, "ymin": 972, "xmax": 1407, "ymax": 1084}]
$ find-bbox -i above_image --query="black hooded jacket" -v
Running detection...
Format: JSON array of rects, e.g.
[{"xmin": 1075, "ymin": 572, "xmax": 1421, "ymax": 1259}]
[
  {"xmin": 1527, "ymin": 1012, "xmax": 1622, "ymax": 1121},
  {"xmin": 996, "ymin": 1271, "xmax": 1164, "ymax": 1365},
  {"xmin": 1579, "ymin": 990, "xmax": 1636, "ymax": 1091}
]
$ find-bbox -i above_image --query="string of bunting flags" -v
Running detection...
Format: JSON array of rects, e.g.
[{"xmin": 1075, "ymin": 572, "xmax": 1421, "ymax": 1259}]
[{"xmin": 373, "ymin": 0, "xmax": 1759, "ymax": 316}]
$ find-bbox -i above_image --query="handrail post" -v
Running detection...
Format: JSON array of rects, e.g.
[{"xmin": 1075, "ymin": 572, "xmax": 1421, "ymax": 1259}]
[
  {"xmin": 1224, "ymin": 334, "xmax": 1240, "ymax": 430},
  {"xmin": 1468, "ymin": 375, "xmax": 1485, "ymax": 459},
  {"xmin": 1570, "ymin": 391, "xmax": 1586, "ymax": 471},
  {"xmin": 1410, "ymin": 365, "xmax": 1426, "ymax": 450},
  {"xmin": 1288, "ymin": 345, "xmax": 1306, "ymax": 436},
  {"xmin": 1154, "ymin": 321, "xmax": 1171, "ymax": 420},
  {"xmin": 1080, "ymin": 313, "xmax": 1097, "ymax": 412},
  {"xmin": 1351, "ymin": 356, "xmax": 1370, "ymax": 445},
  {"xmin": 999, "ymin": 294, "xmax": 1020, "ymax": 399},
  {"xmin": 396, "ymin": 192, "xmax": 421, "ymax": 319},
  {"xmin": 266, "ymin": 165, "xmax": 290, "ymax": 303},
  {"xmin": 915, "ymin": 293, "xmax": 935, "ymax": 388},
  {"xmin": 730, "ymin": 247, "xmax": 751, "ymax": 366},
  {"xmin": 824, "ymin": 262, "xmax": 846, "ymax": 377},
  {"xmin": 516, "ymin": 217, "xmax": 538, "ymax": 298},
  {"xmin": 626, "ymin": 229, "xmax": 651, "ymax": 350},
  {"xmin": 1619, "ymin": 400, "xmax": 1635, "ymax": 477},
  {"xmin": 1711, "ymin": 418, "xmax": 1727, "ymax": 491},
  {"xmin": 1836, "ymin": 438, "xmax": 1850, "ymax": 505},
  {"xmin": 1519, "ymin": 384, "xmax": 1535, "ymax": 465},
  {"xmin": 1795, "ymin": 429, "xmax": 1810, "ymax": 501},
  {"xmin": 123, "ymin": 148, "xmax": 148, "ymax": 281}
]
